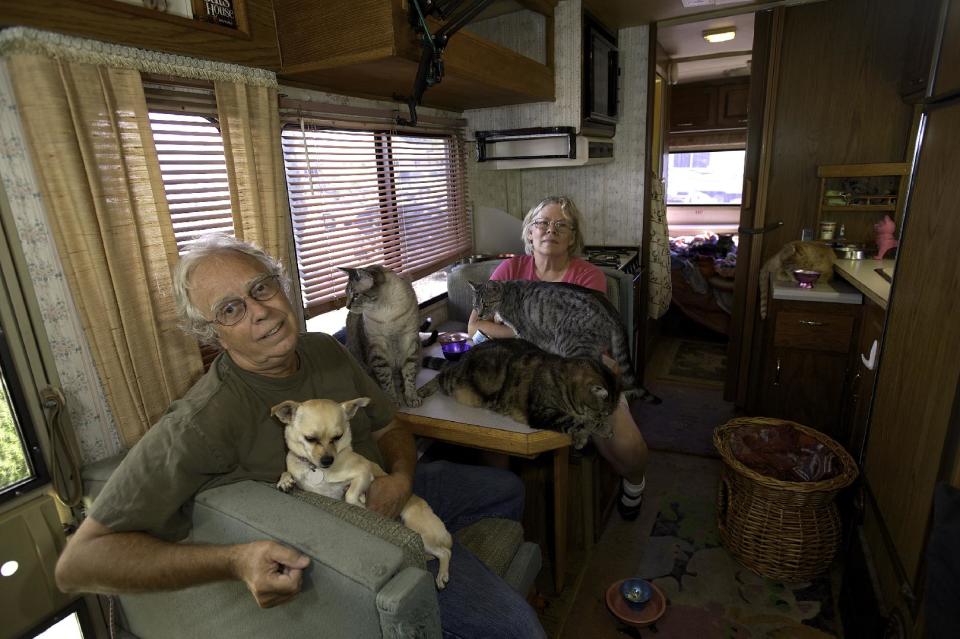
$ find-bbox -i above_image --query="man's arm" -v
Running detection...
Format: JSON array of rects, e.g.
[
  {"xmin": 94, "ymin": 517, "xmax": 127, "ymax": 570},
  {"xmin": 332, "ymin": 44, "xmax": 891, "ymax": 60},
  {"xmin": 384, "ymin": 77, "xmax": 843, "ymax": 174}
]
[
  {"xmin": 55, "ymin": 516, "xmax": 309, "ymax": 608},
  {"xmin": 366, "ymin": 420, "xmax": 417, "ymax": 519}
]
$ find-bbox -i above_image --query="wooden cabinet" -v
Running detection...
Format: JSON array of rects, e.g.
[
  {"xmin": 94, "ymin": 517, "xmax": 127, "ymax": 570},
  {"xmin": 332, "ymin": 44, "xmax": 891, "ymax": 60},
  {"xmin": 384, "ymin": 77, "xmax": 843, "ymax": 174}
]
[
  {"xmin": 816, "ymin": 163, "xmax": 910, "ymax": 246},
  {"xmin": 756, "ymin": 299, "xmax": 860, "ymax": 441},
  {"xmin": 841, "ymin": 298, "xmax": 885, "ymax": 458},
  {"xmin": 274, "ymin": 0, "xmax": 556, "ymax": 111},
  {"xmin": 668, "ymin": 79, "xmax": 749, "ymax": 132}
]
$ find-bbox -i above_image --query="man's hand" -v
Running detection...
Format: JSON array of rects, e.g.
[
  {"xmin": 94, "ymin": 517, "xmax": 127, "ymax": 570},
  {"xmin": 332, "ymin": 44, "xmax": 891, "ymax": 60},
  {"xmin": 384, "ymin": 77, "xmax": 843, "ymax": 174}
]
[
  {"xmin": 366, "ymin": 472, "xmax": 413, "ymax": 520},
  {"xmin": 231, "ymin": 541, "xmax": 310, "ymax": 608}
]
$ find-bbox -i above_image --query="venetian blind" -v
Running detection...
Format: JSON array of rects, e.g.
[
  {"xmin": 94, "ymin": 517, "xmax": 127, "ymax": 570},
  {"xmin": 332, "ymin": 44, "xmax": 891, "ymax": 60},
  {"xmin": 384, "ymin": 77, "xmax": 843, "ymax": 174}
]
[
  {"xmin": 144, "ymin": 79, "xmax": 234, "ymax": 252},
  {"xmin": 280, "ymin": 122, "xmax": 471, "ymax": 317}
]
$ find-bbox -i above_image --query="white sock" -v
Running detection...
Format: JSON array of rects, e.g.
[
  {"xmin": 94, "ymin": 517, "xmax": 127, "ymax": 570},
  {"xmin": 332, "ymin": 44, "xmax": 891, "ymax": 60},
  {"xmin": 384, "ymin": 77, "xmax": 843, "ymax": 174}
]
[{"xmin": 621, "ymin": 477, "xmax": 645, "ymax": 507}]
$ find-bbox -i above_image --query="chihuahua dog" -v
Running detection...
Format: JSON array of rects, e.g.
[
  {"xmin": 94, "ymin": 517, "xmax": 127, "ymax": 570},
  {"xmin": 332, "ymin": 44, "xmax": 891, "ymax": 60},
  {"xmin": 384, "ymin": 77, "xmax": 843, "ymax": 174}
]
[{"xmin": 272, "ymin": 397, "xmax": 452, "ymax": 589}]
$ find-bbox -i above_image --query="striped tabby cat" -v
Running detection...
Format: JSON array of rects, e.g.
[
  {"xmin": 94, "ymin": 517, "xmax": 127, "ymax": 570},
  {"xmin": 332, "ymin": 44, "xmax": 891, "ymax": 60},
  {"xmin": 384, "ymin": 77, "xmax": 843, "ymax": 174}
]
[
  {"xmin": 469, "ymin": 280, "xmax": 661, "ymax": 404},
  {"xmin": 419, "ymin": 339, "xmax": 619, "ymax": 449},
  {"xmin": 342, "ymin": 265, "xmax": 422, "ymax": 407}
]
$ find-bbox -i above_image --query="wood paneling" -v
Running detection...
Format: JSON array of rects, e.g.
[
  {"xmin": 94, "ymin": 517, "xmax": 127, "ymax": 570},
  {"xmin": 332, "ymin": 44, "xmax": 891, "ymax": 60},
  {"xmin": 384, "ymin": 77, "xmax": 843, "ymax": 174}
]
[
  {"xmin": 866, "ymin": 100, "xmax": 960, "ymax": 587},
  {"xmin": 0, "ymin": 0, "xmax": 280, "ymax": 70},
  {"xmin": 933, "ymin": 0, "xmax": 960, "ymax": 97},
  {"xmin": 760, "ymin": 0, "xmax": 913, "ymax": 260}
]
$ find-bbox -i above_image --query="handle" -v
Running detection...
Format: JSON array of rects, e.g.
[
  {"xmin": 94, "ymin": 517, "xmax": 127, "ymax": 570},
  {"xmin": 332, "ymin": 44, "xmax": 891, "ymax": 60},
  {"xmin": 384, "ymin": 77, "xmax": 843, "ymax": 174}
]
[
  {"xmin": 861, "ymin": 339, "xmax": 878, "ymax": 370},
  {"xmin": 676, "ymin": 122, "xmax": 695, "ymax": 127},
  {"xmin": 798, "ymin": 320, "xmax": 825, "ymax": 327},
  {"xmin": 739, "ymin": 220, "xmax": 783, "ymax": 235},
  {"xmin": 773, "ymin": 357, "xmax": 782, "ymax": 386},
  {"xmin": 716, "ymin": 475, "xmax": 731, "ymax": 535}
]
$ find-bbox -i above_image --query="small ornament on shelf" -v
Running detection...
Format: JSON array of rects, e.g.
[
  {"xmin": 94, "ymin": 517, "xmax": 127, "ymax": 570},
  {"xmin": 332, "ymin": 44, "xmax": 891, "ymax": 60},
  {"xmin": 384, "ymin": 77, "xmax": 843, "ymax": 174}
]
[
  {"xmin": 874, "ymin": 215, "xmax": 899, "ymax": 260},
  {"xmin": 193, "ymin": 0, "xmax": 238, "ymax": 28}
]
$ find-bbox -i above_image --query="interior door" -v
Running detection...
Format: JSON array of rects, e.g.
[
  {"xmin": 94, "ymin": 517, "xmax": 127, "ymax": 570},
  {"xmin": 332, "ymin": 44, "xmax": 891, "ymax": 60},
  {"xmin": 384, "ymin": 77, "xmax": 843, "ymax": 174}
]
[{"xmin": 724, "ymin": 7, "xmax": 784, "ymax": 404}]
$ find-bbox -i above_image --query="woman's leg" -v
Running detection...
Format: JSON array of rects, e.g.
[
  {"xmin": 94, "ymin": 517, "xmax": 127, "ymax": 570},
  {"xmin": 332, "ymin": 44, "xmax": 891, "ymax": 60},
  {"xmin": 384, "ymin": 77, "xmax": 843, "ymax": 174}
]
[
  {"xmin": 591, "ymin": 396, "xmax": 649, "ymax": 520},
  {"xmin": 591, "ymin": 396, "xmax": 648, "ymax": 484}
]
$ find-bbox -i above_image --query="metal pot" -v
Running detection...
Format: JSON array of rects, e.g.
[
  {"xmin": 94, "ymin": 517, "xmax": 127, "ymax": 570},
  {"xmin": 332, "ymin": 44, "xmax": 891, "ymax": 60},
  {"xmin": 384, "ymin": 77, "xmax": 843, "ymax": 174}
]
[{"xmin": 834, "ymin": 245, "xmax": 872, "ymax": 260}]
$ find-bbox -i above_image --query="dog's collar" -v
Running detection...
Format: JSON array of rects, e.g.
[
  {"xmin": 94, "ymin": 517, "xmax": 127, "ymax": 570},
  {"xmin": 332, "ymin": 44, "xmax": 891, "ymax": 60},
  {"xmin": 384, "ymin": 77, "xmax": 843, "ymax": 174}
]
[{"xmin": 293, "ymin": 452, "xmax": 318, "ymax": 471}]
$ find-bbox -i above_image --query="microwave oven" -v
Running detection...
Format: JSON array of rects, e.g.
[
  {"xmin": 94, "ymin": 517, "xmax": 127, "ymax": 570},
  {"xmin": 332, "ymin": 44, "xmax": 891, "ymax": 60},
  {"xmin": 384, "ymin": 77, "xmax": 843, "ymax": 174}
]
[{"xmin": 582, "ymin": 13, "xmax": 619, "ymax": 135}]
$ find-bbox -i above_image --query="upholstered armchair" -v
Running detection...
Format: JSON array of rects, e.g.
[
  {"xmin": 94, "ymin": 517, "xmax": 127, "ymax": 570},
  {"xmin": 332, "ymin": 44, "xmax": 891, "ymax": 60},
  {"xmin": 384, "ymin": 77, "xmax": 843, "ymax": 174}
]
[{"xmin": 81, "ymin": 455, "xmax": 541, "ymax": 639}]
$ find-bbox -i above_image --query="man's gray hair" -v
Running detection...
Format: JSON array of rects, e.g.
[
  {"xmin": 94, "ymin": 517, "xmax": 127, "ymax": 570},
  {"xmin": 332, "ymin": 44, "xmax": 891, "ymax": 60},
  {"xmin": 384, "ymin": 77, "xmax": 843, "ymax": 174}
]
[
  {"xmin": 520, "ymin": 196, "xmax": 586, "ymax": 257},
  {"xmin": 173, "ymin": 234, "xmax": 291, "ymax": 345}
]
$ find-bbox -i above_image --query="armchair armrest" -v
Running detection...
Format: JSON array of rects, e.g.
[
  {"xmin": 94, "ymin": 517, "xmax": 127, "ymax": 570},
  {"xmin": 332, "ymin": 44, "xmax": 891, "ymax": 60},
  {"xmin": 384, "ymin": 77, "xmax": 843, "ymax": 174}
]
[{"xmin": 117, "ymin": 481, "xmax": 441, "ymax": 639}]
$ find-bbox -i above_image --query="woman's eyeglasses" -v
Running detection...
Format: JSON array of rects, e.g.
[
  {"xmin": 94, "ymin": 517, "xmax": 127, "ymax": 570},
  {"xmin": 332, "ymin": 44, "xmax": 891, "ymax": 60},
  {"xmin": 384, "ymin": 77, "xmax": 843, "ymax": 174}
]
[
  {"xmin": 531, "ymin": 219, "xmax": 575, "ymax": 234},
  {"xmin": 211, "ymin": 274, "xmax": 282, "ymax": 326}
]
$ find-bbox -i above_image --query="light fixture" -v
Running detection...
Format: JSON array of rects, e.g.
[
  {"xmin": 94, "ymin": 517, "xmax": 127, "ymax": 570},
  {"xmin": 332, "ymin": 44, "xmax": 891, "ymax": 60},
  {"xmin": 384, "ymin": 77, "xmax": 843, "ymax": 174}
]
[{"xmin": 703, "ymin": 27, "xmax": 736, "ymax": 43}]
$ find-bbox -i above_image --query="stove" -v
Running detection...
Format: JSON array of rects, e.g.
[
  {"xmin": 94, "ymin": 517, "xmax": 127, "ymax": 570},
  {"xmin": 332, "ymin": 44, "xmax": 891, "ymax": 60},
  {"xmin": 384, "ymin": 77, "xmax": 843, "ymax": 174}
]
[{"xmin": 582, "ymin": 245, "xmax": 640, "ymax": 274}]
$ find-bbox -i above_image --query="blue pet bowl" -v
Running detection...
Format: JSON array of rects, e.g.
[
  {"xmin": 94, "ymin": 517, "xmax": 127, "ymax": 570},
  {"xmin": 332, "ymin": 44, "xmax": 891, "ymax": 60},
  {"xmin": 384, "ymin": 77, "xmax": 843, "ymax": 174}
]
[
  {"xmin": 439, "ymin": 332, "xmax": 472, "ymax": 361},
  {"xmin": 619, "ymin": 578, "xmax": 653, "ymax": 610}
]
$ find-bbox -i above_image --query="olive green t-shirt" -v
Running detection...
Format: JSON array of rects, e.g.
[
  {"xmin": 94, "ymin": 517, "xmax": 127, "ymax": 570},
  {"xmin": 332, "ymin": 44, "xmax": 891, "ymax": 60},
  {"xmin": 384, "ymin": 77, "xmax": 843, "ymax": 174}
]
[{"xmin": 89, "ymin": 333, "xmax": 395, "ymax": 542}]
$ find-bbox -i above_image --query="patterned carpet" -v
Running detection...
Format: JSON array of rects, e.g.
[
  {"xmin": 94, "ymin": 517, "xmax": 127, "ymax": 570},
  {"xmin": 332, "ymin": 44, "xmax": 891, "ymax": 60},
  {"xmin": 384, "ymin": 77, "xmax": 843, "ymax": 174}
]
[
  {"xmin": 651, "ymin": 339, "xmax": 728, "ymax": 389},
  {"xmin": 633, "ymin": 492, "xmax": 839, "ymax": 638}
]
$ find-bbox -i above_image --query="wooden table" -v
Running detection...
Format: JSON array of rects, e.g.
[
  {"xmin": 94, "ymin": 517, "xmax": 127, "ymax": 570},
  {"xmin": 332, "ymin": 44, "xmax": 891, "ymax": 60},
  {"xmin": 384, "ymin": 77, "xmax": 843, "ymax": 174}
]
[{"xmin": 396, "ymin": 349, "xmax": 572, "ymax": 592}]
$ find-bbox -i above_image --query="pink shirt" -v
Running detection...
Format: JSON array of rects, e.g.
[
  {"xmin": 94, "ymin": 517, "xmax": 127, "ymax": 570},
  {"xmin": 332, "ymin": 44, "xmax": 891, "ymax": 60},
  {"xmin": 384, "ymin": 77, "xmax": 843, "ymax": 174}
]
[{"xmin": 490, "ymin": 255, "xmax": 607, "ymax": 294}]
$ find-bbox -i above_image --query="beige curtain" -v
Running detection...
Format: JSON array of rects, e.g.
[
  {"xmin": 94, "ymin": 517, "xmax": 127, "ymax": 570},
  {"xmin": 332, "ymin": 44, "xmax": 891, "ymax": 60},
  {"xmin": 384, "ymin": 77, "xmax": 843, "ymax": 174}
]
[
  {"xmin": 8, "ymin": 54, "xmax": 204, "ymax": 446},
  {"xmin": 647, "ymin": 171, "xmax": 672, "ymax": 319},
  {"xmin": 216, "ymin": 81, "xmax": 292, "ymax": 261}
]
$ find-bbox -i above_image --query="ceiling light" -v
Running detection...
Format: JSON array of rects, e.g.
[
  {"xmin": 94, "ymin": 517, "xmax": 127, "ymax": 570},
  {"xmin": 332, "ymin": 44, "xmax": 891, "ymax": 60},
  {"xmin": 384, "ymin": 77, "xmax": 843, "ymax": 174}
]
[{"xmin": 703, "ymin": 27, "xmax": 736, "ymax": 43}]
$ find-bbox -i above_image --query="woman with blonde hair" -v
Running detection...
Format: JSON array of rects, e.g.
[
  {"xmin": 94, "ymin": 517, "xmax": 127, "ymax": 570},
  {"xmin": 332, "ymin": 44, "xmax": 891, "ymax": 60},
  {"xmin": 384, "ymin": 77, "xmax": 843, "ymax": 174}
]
[{"xmin": 467, "ymin": 196, "xmax": 649, "ymax": 520}]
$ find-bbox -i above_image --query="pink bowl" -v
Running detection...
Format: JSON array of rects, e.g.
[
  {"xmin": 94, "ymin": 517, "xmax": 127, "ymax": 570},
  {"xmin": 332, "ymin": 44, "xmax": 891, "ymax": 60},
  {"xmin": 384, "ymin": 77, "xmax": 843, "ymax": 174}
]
[{"xmin": 793, "ymin": 269, "xmax": 821, "ymax": 288}]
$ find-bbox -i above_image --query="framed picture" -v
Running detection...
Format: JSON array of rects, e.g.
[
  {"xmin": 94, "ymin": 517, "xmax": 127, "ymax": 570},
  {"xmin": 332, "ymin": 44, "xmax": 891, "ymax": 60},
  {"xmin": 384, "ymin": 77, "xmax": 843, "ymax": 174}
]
[{"xmin": 192, "ymin": 0, "xmax": 238, "ymax": 29}]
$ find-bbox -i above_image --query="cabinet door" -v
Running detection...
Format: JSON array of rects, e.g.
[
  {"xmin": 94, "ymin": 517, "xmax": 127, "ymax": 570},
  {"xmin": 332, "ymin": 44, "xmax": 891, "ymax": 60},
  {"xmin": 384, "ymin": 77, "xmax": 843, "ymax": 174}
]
[
  {"xmin": 933, "ymin": 0, "xmax": 960, "ymax": 97},
  {"xmin": 899, "ymin": 0, "xmax": 945, "ymax": 100},
  {"xmin": 760, "ymin": 347, "xmax": 850, "ymax": 439},
  {"xmin": 717, "ymin": 83, "xmax": 749, "ymax": 127},
  {"xmin": 669, "ymin": 85, "xmax": 717, "ymax": 131},
  {"xmin": 845, "ymin": 300, "xmax": 885, "ymax": 457}
]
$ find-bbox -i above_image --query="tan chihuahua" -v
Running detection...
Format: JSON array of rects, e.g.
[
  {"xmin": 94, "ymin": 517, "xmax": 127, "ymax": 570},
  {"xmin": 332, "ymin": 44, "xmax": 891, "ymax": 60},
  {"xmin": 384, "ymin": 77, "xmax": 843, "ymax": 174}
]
[{"xmin": 272, "ymin": 397, "xmax": 452, "ymax": 589}]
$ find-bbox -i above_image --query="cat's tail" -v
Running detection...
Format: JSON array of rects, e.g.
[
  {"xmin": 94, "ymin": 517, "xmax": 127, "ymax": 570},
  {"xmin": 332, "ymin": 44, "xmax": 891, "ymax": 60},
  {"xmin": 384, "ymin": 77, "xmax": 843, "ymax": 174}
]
[
  {"xmin": 608, "ymin": 329, "xmax": 662, "ymax": 405},
  {"xmin": 418, "ymin": 377, "xmax": 440, "ymax": 399},
  {"xmin": 626, "ymin": 385, "xmax": 662, "ymax": 405}
]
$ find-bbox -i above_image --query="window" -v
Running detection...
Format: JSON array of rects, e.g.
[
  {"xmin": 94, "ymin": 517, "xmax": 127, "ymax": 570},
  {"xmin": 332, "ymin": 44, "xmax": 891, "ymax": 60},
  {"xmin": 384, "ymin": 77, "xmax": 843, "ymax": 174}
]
[
  {"xmin": 144, "ymin": 81, "xmax": 233, "ymax": 252},
  {"xmin": 280, "ymin": 124, "xmax": 471, "ymax": 321},
  {"xmin": 0, "ymin": 322, "xmax": 48, "ymax": 502},
  {"xmin": 666, "ymin": 149, "xmax": 745, "ymax": 205}
]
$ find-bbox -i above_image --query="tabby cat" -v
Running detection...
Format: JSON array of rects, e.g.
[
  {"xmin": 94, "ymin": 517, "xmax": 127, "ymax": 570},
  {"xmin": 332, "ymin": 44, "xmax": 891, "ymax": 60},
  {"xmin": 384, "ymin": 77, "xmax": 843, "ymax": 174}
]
[
  {"xmin": 418, "ymin": 339, "xmax": 619, "ymax": 449},
  {"xmin": 468, "ymin": 280, "xmax": 661, "ymax": 404},
  {"xmin": 759, "ymin": 241, "xmax": 836, "ymax": 319},
  {"xmin": 342, "ymin": 265, "xmax": 422, "ymax": 407}
]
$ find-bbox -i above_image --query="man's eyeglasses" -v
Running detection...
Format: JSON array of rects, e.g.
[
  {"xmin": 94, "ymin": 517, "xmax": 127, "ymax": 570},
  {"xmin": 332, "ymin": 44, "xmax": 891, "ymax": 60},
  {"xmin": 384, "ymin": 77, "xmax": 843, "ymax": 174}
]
[
  {"xmin": 531, "ymin": 219, "xmax": 575, "ymax": 234},
  {"xmin": 211, "ymin": 274, "xmax": 282, "ymax": 326}
]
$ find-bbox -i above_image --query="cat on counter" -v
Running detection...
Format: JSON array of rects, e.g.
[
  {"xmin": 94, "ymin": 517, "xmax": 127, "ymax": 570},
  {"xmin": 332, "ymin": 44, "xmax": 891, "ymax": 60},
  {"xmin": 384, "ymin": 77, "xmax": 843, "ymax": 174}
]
[
  {"xmin": 342, "ymin": 265, "xmax": 422, "ymax": 407},
  {"xmin": 759, "ymin": 240, "xmax": 836, "ymax": 319},
  {"xmin": 418, "ymin": 339, "xmax": 620, "ymax": 449}
]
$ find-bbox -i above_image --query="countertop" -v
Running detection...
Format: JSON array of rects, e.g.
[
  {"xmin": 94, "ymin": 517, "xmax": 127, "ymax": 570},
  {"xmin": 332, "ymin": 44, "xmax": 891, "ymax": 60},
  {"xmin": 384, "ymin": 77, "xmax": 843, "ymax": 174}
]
[
  {"xmin": 772, "ymin": 275, "xmax": 863, "ymax": 304},
  {"xmin": 833, "ymin": 259, "xmax": 895, "ymax": 309}
]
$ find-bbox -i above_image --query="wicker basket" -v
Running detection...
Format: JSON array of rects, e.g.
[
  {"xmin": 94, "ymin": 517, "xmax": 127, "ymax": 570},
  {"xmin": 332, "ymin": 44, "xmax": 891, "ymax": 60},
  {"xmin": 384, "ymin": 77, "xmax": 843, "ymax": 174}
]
[{"xmin": 713, "ymin": 417, "xmax": 859, "ymax": 582}]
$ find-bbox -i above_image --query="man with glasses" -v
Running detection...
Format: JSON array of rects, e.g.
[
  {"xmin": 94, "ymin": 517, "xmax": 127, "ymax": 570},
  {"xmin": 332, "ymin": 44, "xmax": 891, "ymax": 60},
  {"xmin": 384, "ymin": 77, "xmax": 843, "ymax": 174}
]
[{"xmin": 56, "ymin": 234, "xmax": 545, "ymax": 639}]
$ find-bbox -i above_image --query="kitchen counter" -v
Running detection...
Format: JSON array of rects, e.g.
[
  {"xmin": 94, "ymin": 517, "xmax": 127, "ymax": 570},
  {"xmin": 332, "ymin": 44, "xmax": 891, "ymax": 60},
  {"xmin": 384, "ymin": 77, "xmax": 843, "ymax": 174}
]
[
  {"xmin": 833, "ymin": 259, "xmax": 894, "ymax": 309},
  {"xmin": 772, "ymin": 275, "xmax": 863, "ymax": 304}
]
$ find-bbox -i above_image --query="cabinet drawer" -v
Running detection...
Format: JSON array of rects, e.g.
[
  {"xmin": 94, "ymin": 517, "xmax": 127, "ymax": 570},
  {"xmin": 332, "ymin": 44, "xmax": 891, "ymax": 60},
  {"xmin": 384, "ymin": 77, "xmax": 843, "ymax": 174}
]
[{"xmin": 774, "ymin": 312, "xmax": 855, "ymax": 353}]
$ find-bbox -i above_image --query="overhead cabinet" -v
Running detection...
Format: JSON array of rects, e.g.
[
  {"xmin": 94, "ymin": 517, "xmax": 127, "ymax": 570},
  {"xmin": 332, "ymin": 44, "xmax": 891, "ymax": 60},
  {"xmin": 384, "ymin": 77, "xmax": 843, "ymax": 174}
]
[
  {"xmin": 274, "ymin": 0, "xmax": 556, "ymax": 111},
  {"xmin": 669, "ymin": 79, "xmax": 749, "ymax": 132}
]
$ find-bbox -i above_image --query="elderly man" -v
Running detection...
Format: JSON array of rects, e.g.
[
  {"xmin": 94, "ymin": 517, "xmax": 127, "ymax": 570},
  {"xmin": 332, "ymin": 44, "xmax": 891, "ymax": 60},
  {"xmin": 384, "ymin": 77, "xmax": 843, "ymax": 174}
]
[{"xmin": 55, "ymin": 234, "xmax": 545, "ymax": 638}]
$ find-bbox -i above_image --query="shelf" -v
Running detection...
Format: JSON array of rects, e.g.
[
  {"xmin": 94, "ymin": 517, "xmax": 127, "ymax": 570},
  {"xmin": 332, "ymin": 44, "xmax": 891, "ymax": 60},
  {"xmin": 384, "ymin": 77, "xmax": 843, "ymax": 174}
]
[{"xmin": 820, "ymin": 205, "xmax": 897, "ymax": 213}]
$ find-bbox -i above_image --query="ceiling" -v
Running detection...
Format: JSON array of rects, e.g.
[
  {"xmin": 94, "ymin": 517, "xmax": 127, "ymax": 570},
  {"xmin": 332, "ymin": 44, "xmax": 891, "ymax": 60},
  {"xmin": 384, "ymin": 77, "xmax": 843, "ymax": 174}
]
[
  {"xmin": 583, "ymin": 0, "xmax": 767, "ymax": 29},
  {"xmin": 659, "ymin": 12, "xmax": 755, "ymax": 83}
]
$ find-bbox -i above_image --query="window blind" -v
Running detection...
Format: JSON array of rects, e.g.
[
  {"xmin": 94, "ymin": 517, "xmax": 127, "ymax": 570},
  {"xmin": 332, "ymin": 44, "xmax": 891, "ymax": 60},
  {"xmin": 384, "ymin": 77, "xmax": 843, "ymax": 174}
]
[
  {"xmin": 144, "ymin": 81, "xmax": 234, "ymax": 252},
  {"xmin": 281, "ymin": 122, "xmax": 471, "ymax": 317}
]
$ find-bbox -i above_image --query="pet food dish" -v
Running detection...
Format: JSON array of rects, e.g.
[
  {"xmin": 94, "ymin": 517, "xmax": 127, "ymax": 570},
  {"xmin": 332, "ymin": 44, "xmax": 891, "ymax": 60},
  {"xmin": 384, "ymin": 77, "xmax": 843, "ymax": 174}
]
[
  {"xmin": 606, "ymin": 579, "xmax": 666, "ymax": 627},
  {"xmin": 438, "ymin": 332, "xmax": 472, "ymax": 361},
  {"xmin": 792, "ymin": 269, "xmax": 821, "ymax": 288},
  {"xmin": 619, "ymin": 578, "xmax": 653, "ymax": 610}
]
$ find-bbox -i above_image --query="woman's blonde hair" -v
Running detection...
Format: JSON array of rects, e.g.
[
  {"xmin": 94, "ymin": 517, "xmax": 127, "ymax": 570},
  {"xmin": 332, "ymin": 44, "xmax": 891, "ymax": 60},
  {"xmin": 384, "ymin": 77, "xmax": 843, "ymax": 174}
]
[{"xmin": 520, "ymin": 196, "xmax": 586, "ymax": 257}]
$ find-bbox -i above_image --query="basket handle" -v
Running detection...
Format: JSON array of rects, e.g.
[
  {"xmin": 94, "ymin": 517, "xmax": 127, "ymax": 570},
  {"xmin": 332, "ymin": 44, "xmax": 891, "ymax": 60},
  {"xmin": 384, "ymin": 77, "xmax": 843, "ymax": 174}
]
[{"xmin": 716, "ymin": 475, "xmax": 731, "ymax": 534}]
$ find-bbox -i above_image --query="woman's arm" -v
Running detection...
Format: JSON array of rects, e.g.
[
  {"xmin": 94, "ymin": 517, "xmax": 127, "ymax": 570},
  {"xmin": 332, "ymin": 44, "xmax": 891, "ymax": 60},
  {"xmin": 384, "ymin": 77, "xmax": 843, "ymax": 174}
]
[{"xmin": 467, "ymin": 309, "xmax": 517, "ymax": 340}]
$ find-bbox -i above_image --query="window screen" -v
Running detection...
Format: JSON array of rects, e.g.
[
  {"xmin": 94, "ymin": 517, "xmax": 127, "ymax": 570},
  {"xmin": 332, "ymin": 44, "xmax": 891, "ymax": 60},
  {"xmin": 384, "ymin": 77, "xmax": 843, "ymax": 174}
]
[{"xmin": 281, "ymin": 123, "xmax": 470, "ymax": 317}]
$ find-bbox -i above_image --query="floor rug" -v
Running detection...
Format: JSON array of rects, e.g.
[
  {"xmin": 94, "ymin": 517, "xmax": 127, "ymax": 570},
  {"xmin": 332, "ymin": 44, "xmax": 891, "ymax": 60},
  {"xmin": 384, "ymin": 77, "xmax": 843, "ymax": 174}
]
[
  {"xmin": 630, "ymin": 382, "xmax": 734, "ymax": 458},
  {"xmin": 651, "ymin": 339, "xmax": 728, "ymax": 389},
  {"xmin": 633, "ymin": 492, "xmax": 839, "ymax": 638}
]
